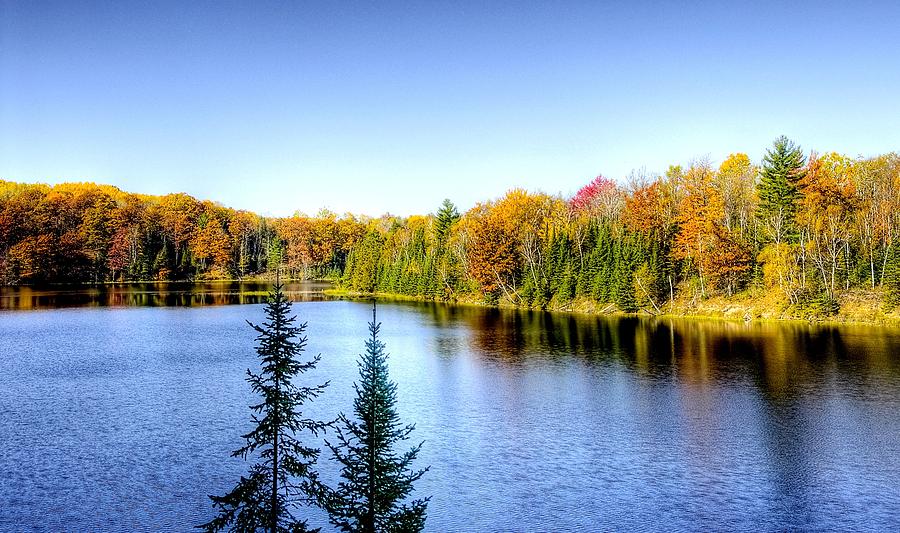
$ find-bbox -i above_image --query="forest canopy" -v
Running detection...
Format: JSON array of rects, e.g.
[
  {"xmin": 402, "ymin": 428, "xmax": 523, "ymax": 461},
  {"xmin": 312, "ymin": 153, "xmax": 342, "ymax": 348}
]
[{"xmin": 3, "ymin": 138, "xmax": 900, "ymax": 316}]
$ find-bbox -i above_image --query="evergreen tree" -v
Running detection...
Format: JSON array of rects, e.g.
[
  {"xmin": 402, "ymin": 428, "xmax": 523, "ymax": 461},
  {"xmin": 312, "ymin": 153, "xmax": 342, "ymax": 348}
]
[
  {"xmin": 268, "ymin": 238, "xmax": 285, "ymax": 273},
  {"xmin": 884, "ymin": 246, "xmax": 900, "ymax": 309},
  {"xmin": 420, "ymin": 252, "xmax": 438, "ymax": 300},
  {"xmin": 433, "ymin": 199, "xmax": 460, "ymax": 247},
  {"xmin": 589, "ymin": 229, "xmax": 613, "ymax": 302},
  {"xmin": 558, "ymin": 263, "xmax": 576, "ymax": 305},
  {"xmin": 344, "ymin": 231, "xmax": 383, "ymax": 293},
  {"xmin": 199, "ymin": 282, "xmax": 329, "ymax": 533},
  {"xmin": 757, "ymin": 136, "xmax": 807, "ymax": 244},
  {"xmin": 575, "ymin": 224, "xmax": 600, "ymax": 297},
  {"xmin": 321, "ymin": 304, "xmax": 429, "ymax": 533},
  {"xmin": 612, "ymin": 236, "xmax": 639, "ymax": 312}
]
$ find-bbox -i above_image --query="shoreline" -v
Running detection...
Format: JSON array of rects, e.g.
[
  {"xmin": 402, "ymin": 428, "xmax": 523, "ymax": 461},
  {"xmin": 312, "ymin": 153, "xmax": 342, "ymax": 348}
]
[
  {"xmin": 324, "ymin": 288, "xmax": 900, "ymax": 330},
  {"xmin": 0, "ymin": 276, "xmax": 335, "ymax": 288},
  {"xmin": 5, "ymin": 280, "xmax": 899, "ymax": 329}
]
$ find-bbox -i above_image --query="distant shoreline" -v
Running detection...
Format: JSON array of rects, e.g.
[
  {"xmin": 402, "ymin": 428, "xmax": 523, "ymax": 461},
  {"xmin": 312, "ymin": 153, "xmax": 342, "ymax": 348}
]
[
  {"xmin": 0, "ymin": 276, "xmax": 332, "ymax": 288},
  {"xmin": 325, "ymin": 287, "xmax": 900, "ymax": 330},
  {"xmin": 5, "ymin": 279, "xmax": 899, "ymax": 328}
]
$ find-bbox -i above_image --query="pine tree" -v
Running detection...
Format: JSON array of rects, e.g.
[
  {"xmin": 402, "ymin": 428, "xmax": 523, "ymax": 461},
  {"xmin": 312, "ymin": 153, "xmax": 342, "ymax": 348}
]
[
  {"xmin": 757, "ymin": 136, "xmax": 807, "ymax": 244},
  {"xmin": 268, "ymin": 238, "xmax": 285, "ymax": 273},
  {"xmin": 420, "ymin": 252, "xmax": 438, "ymax": 300},
  {"xmin": 199, "ymin": 282, "xmax": 329, "ymax": 533},
  {"xmin": 883, "ymin": 246, "xmax": 900, "ymax": 309},
  {"xmin": 344, "ymin": 231, "xmax": 383, "ymax": 293},
  {"xmin": 575, "ymin": 224, "xmax": 600, "ymax": 298},
  {"xmin": 321, "ymin": 304, "xmax": 429, "ymax": 533},
  {"xmin": 613, "ymin": 236, "xmax": 639, "ymax": 312},
  {"xmin": 590, "ymin": 228, "xmax": 613, "ymax": 302},
  {"xmin": 433, "ymin": 199, "xmax": 459, "ymax": 248}
]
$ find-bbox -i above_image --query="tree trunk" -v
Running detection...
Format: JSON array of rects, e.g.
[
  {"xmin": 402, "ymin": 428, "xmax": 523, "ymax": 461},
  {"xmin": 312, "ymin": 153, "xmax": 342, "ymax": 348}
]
[
  {"xmin": 367, "ymin": 315, "xmax": 378, "ymax": 533},
  {"xmin": 668, "ymin": 275, "xmax": 674, "ymax": 306},
  {"xmin": 271, "ymin": 375, "xmax": 279, "ymax": 533},
  {"xmin": 870, "ymin": 247, "xmax": 876, "ymax": 289}
]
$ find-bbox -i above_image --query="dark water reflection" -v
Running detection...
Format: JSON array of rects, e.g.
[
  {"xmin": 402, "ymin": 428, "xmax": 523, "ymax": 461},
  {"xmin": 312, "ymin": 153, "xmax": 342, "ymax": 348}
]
[
  {"xmin": 0, "ymin": 281, "xmax": 331, "ymax": 309},
  {"xmin": 432, "ymin": 303, "xmax": 900, "ymax": 391},
  {"xmin": 1, "ymin": 289, "xmax": 899, "ymax": 531}
]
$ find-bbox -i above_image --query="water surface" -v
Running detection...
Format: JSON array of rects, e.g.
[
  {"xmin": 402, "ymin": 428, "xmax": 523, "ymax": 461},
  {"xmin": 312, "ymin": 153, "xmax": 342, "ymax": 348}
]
[
  {"xmin": 1, "ymin": 283, "xmax": 899, "ymax": 531},
  {"xmin": 0, "ymin": 281, "xmax": 332, "ymax": 310}
]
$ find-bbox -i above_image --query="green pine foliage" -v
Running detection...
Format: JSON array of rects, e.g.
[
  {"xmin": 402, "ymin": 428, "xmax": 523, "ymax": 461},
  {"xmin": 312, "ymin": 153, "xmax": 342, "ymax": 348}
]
[
  {"xmin": 321, "ymin": 305, "xmax": 430, "ymax": 533},
  {"xmin": 342, "ymin": 202, "xmax": 463, "ymax": 301},
  {"xmin": 884, "ymin": 246, "xmax": 900, "ymax": 309},
  {"xmin": 342, "ymin": 215, "xmax": 676, "ymax": 314},
  {"xmin": 199, "ymin": 283, "xmax": 330, "ymax": 533},
  {"xmin": 267, "ymin": 238, "xmax": 285, "ymax": 272},
  {"xmin": 345, "ymin": 231, "xmax": 385, "ymax": 293},
  {"xmin": 610, "ymin": 233, "xmax": 638, "ymax": 312},
  {"xmin": 433, "ymin": 199, "xmax": 460, "ymax": 247},
  {"xmin": 757, "ymin": 136, "xmax": 807, "ymax": 244}
]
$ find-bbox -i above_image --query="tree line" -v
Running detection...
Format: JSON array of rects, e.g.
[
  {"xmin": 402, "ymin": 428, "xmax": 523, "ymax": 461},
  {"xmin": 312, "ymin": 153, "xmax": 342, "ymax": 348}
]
[
  {"xmin": 3, "ymin": 136, "xmax": 900, "ymax": 315},
  {"xmin": 342, "ymin": 138, "xmax": 900, "ymax": 316},
  {"xmin": 0, "ymin": 181, "xmax": 365, "ymax": 284}
]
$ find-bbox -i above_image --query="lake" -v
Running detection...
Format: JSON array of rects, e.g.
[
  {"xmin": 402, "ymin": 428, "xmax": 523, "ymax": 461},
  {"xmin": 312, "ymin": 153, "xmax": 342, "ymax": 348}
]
[{"xmin": 1, "ymin": 282, "xmax": 899, "ymax": 531}]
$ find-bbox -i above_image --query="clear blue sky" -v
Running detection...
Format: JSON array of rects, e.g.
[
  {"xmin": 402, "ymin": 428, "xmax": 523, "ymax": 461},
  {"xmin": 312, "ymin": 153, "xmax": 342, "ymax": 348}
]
[{"xmin": 2, "ymin": 1, "xmax": 899, "ymax": 217}]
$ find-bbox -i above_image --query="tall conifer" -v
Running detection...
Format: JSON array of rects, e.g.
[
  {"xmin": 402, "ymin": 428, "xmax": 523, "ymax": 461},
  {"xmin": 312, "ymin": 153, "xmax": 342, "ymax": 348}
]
[
  {"xmin": 883, "ymin": 246, "xmax": 900, "ymax": 309},
  {"xmin": 199, "ymin": 281, "xmax": 329, "ymax": 533},
  {"xmin": 433, "ymin": 199, "xmax": 460, "ymax": 247},
  {"xmin": 321, "ymin": 304, "xmax": 429, "ymax": 533},
  {"xmin": 757, "ymin": 136, "xmax": 807, "ymax": 244}
]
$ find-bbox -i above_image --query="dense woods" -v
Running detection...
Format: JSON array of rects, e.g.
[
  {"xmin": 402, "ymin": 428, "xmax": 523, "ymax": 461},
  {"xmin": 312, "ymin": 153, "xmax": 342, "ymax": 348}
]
[
  {"xmin": 0, "ymin": 181, "xmax": 364, "ymax": 284},
  {"xmin": 343, "ymin": 138, "xmax": 900, "ymax": 317},
  {"xmin": 3, "ymin": 137, "xmax": 900, "ymax": 316}
]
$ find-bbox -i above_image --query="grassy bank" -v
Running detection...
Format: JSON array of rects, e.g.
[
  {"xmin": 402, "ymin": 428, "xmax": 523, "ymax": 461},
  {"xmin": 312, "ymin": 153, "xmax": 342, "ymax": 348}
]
[{"xmin": 324, "ymin": 287, "xmax": 900, "ymax": 328}]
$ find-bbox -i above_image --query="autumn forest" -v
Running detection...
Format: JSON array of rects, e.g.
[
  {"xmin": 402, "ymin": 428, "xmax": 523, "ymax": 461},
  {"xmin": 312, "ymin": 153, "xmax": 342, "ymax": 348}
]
[{"xmin": 3, "ymin": 137, "xmax": 900, "ymax": 319}]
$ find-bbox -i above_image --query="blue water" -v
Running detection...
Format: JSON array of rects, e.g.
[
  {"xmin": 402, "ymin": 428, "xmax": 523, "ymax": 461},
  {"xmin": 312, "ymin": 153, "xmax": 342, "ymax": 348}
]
[{"xmin": 2, "ymin": 286, "xmax": 900, "ymax": 531}]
